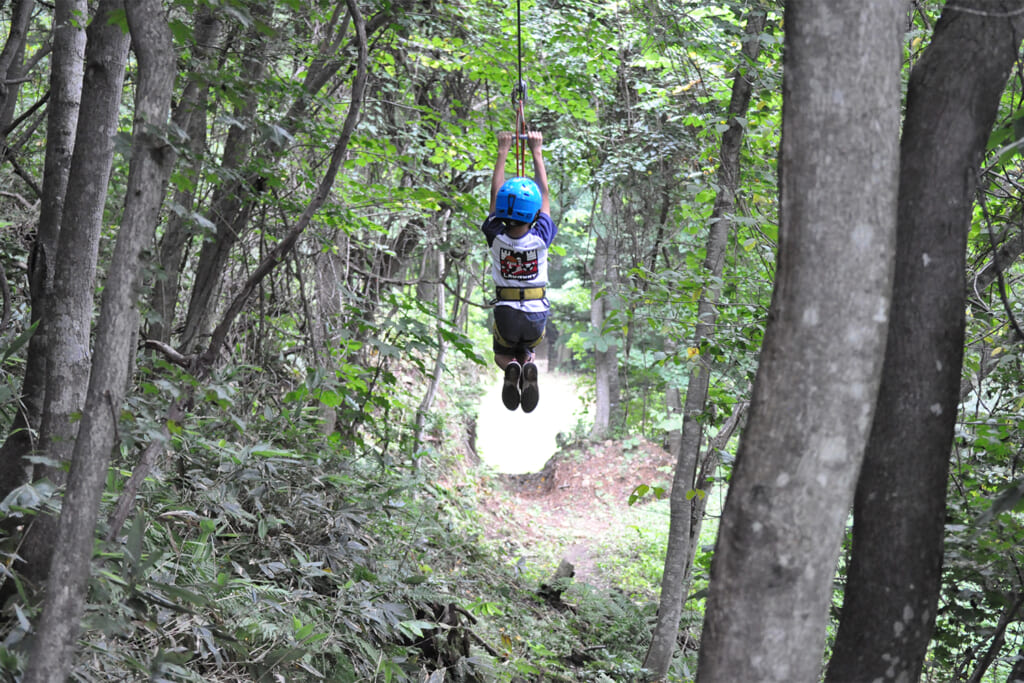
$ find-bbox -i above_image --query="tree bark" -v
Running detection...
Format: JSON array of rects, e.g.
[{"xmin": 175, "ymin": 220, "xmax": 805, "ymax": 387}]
[
  {"xmin": 0, "ymin": 0, "xmax": 33, "ymax": 131},
  {"xmin": 23, "ymin": 0, "xmax": 175, "ymax": 679},
  {"xmin": 15, "ymin": 0, "xmax": 130, "ymax": 589},
  {"xmin": 826, "ymin": 5, "xmax": 1024, "ymax": 682},
  {"xmin": 414, "ymin": 248, "xmax": 448, "ymax": 451},
  {"xmin": 644, "ymin": 9, "xmax": 766, "ymax": 678},
  {"xmin": 0, "ymin": 0, "xmax": 86, "ymax": 499},
  {"xmin": 696, "ymin": 2, "xmax": 903, "ymax": 680},
  {"xmin": 146, "ymin": 6, "xmax": 221, "ymax": 343},
  {"xmin": 1009, "ymin": 640, "xmax": 1024, "ymax": 682},
  {"xmin": 178, "ymin": 4, "xmax": 270, "ymax": 352},
  {"xmin": 194, "ymin": 0, "xmax": 368, "ymax": 375},
  {"xmin": 966, "ymin": 594, "xmax": 1024, "ymax": 683},
  {"xmin": 682, "ymin": 399, "xmax": 747, "ymax": 584},
  {"xmin": 590, "ymin": 189, "xmax": 620, "ymax": 439},
  {"xmin": 178, "ymin": 0, "xmax": 374, "ymax": 352}
]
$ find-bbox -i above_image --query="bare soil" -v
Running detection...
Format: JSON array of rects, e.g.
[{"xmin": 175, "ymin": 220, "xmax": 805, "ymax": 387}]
[
  {"xmin": 469, "ymin": 358, "xmax": 676, "ymax": 588},
  {"xmin": 476, "ymin": 437, "xmax": 676, "ymax": 587}
]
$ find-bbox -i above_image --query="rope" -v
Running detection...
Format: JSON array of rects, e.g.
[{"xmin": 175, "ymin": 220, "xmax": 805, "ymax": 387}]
[
  {"xmin": 516, "ymin": 0, "xmax": 524, "ymax": 91},
  {"xmin": 512, "ymin": 0, "xmax": 527, "ymax": 177},
  {"xmin": 514, "ymin": 97, "xmax": 527, "ymax": 177}
]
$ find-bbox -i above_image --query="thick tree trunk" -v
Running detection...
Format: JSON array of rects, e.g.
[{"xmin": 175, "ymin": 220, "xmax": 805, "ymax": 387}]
[
  {"xmin": 644, "ymin": 10, "xmax": 766, "ymax": 678},
  {"xmin": 696, "ymin": 2, "xmax": 903, "ymax": 680},
  {"xmin": 15, "ymin": 0, "xmax": 130, "ymax": 589},
  {"xmin": 0, "ymin": 0, "xmax": 86, "ymax": 498},
  {"xmin": 826, "ymin": 5, "xmax": 1024, "ymax": 682},
  {"xmin": 23, "ymin": 0, "xmax": 175, "ymax": 680}
]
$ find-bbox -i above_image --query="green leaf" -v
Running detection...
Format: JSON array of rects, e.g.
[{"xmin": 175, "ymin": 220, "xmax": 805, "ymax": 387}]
[
  {"xmin": 401, "ymin": 574, "xmax": 428, "ymax": 585},
  {"xmin": 398, "ymin": 619, "xmax": 437, "ymax": 639},
  {"xmin": 2, "ymin": 320, "xmax": 38, "ymax": 362}
]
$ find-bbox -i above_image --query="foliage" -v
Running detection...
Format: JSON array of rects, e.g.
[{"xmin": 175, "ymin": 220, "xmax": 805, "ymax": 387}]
[{"xmin": 2, "ymin": 0, "xmax": 1024, "ymax": 679}]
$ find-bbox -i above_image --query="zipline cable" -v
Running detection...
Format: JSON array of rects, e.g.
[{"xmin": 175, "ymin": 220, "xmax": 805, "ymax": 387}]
[{"xmin": 512, "ymin": 0, "xmax": 528, "ymax": 177}]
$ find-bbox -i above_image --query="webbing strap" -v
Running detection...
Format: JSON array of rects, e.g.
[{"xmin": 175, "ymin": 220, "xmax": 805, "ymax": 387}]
[
  {"xmin": 514, "ymin": 98, "xmax": 527, "ymax": 177},
  {"xmin": 492, "ymin": 320, "xmax": 546, "ymax": 350},
  {"xmin": 496, "ymin": 286, "xmax": 546, "ymax": 301}
]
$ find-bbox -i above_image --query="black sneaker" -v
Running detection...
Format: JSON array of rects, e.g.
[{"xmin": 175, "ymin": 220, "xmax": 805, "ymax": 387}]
[
  {"xmin": 502, "ymin": 361, "xmax": 522, "ymax": 411},
  {"xmin": 520, "ymin": 362, "xmax": 539, "ymax": 413}
]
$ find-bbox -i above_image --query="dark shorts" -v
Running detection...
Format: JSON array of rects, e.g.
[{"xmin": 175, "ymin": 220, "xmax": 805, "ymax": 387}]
[{"xmin": 492, "ymin": 306, "xmax": 548, "ymax": 356}]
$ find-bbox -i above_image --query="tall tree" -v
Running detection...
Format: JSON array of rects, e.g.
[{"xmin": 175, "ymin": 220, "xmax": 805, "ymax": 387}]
[
  {"xmin": 14, "ymin": 0, "xmax": 130, "ymax": 588},
  {"xmin": 590, "ymin": 187, "xmax": 622, "ymax": 439},
  {"xmin": 644, "ymin": 8, "xmax": 767, "ymax": 678},
  {"xmin": 23, "ymin": 0, "xmax": 175, "ymax": 677},
  {"xmin": 826, "ymin": 4, "xmax": 1024, "ymax": 681},
  {"xmin": 0, "ymin": 0, "xmax": 34, "ymax": 134},
  {"xmin": 145, "ymin": 6, "xmax": 221, "ymax": 344},
  {"xmin": 0, "ymin": 0, "xmax": 86, "ymax": 494},
  {"xmin": 696, "ymin": 1, "xmax": 904, "ymax": 680},
  {"xmin": 177, "ymin": 2, "xmax": 272, "ymax": 351}
]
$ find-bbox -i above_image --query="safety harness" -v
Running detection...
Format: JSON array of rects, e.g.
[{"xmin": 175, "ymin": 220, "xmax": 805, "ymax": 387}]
[
  {"xmin": 492, "ymin": 320, "xmax": 545, "ymax": 350},
  {"xmin": 495, "ymin": 286, "xmax": 546, "ymax": 301}
]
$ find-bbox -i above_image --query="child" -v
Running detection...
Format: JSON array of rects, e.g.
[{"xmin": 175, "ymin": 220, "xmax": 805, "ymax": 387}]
[{"xmin": 481, "ymin": 130, "xmax": 557, "ymax": 413}]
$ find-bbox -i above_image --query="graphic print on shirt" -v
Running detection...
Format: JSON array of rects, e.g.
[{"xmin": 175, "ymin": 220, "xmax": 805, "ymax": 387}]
[{"xmin": 499, "ymin": 246, "xmax": 538, "ymax": 280}]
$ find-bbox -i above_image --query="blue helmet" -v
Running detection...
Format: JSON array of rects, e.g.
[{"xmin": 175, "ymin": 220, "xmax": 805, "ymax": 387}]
[{"xmin": 495, "ymin": 177, "xmax": 541, "ymax": 224}]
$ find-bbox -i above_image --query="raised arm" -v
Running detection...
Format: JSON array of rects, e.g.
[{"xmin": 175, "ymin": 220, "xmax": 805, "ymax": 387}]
[
  {"xmin": 490, "ymin": 132, "xmax": 514, "ymax": 214},
  {"xmin": 527, "ymin": 131, "xmax": 550, "ymax": 215}
]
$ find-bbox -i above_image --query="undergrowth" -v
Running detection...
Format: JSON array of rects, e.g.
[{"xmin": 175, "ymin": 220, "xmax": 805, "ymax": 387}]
[{"xmin": 0, "ymin": 353, "xmax": 667, "ymax": 682}]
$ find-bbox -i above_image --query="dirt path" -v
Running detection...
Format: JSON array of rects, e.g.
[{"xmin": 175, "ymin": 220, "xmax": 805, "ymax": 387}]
[
  {"xmin": 471, "ymin": 362, "xmax": 677, "ymax": 589},
  {"xmin": 475, "ymin": 359, "xmax": 586, "ymax": 473},
  {"xmin": 476, "ymin": 435, "xmax": 676, "ymax": 588}
]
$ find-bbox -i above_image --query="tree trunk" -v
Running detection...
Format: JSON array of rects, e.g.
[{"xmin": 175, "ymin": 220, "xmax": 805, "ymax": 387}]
[
  {"xmin": 0, "ymin": 0, "xmax": 86, "ymax": 499},
  {"xmin": 590, "ymin": 189, "xmax": 620, "ymax": 440},
  {"xmin": 644, "ymin": 9, "xmax": 766, "ymax": 678},
  {"xmin": 1008, "ymin": 640, "xmax": 1024, "ymax": 682},
  {"xmin": 826, "ymin": 5, "xmax": 1024, "ymax": 682},
  {"xmin": 0, "ymin": 0, "xmax": 33, "ymax": 131},
  {"xmin": 193, "ymin": 0, "xmax": 368, "ymax": 375},
  {"xmin": 15, "ymin": 0, "xmax": 130, "ymax": 589},
  {"xmin": 146, "ymin": 6, "xmax": 221, "ymax": 343},
  {"xmin": 682, "ymin": 399, "xmax": 747, "ymax": 585},
  {"xmin": 590, "ymin": 241, "xmax": 618, "ymax": 438},
  {"xmin": 966, "ymin": 594, "xmax": 1024, "ymax": 683},
  {"xmin": 110, "ymin": 0, "xmax": 370, "ymax": 540},
  {"xmin": 696, "ymin": 2, "xmax": 903, "ymax": 680},
  {"xmin": 23, "ymin": 0, "xmax": 175, "ymax": 679},
  {"xmin": 414, "ymin": 249, "xmax": 447, "ymax": 451},
  {"xmin": 178, "ymin": 0, "xmax": 368, "ymax": 352},
  {"xmin": 663, "ymin": 337, "xmax": 682, "ymax": 456},
  {"xmin": 178, "ymin": 6, "xmax": 270, "ymax": 352}
]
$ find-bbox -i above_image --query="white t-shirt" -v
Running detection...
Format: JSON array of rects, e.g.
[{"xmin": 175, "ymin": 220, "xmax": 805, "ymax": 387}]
[{"xmin": 481, "ymin": 213, "xmax": 558, "ymax": 313}]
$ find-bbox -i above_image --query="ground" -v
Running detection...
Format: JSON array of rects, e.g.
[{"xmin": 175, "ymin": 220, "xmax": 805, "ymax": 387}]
[
  {"xmin": 468, "ymin": 359, "xmax": 677, "ymax": 591},
  {"xmin": 475, "ymin": 436, "xmax": 677, "ymax": 589}
]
